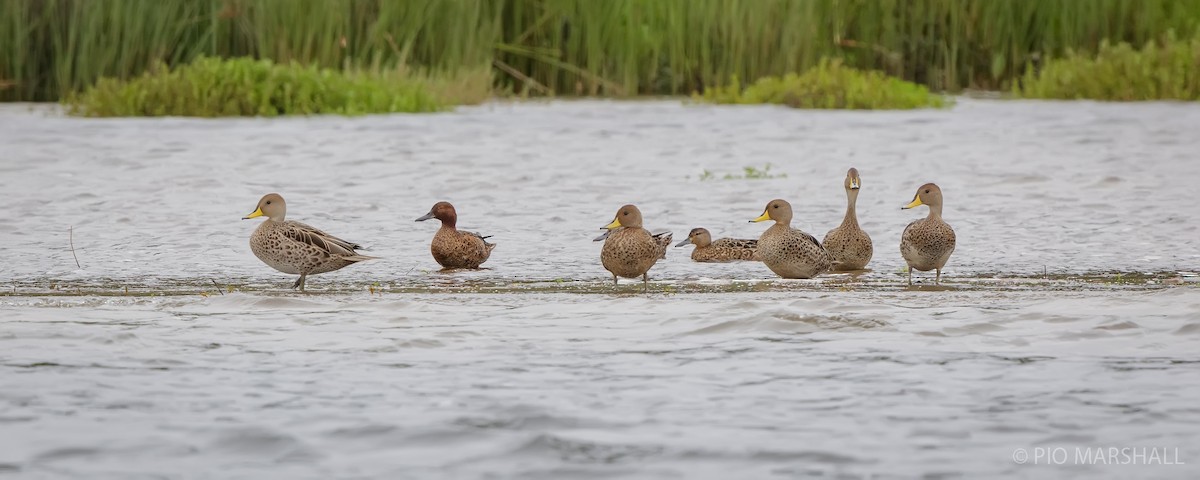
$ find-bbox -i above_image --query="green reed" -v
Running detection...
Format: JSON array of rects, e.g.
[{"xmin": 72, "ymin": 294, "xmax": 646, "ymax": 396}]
[{"xmin": 3, "ymin": 0, "xmax": 1200, "ymax": 102}]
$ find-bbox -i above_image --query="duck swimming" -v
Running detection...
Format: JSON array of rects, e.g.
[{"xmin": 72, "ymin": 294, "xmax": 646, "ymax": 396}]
[
  {"xmin": 675, "ymin": 228, "xmax": 759, "ymax": 262},
  {"xmin": 597, "ymin": 204, "xmax": 671, "ymax": 291},
  {"xmin": 242, "ymin": 193, "xmax": 376, "ymax": 292},
  {"xmin": 900, "ymin": 183, "xmax": 956, "ymax": 285},
  {"xmin": 822, "ymin": 167, "xmax": 873, "ymax": 270},
  {"xmin": 750, "ymin": 199, "xmax": 832, "ymax": 279},
  {"xmin": 415, "ymin": 201, "xmax": 495, "ymax": 269}
]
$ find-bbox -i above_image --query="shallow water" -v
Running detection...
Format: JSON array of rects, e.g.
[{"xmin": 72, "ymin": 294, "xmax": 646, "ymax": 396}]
[{"xmin": 1, "ymin": 100, "xmax": 1199, "ymax": 478}]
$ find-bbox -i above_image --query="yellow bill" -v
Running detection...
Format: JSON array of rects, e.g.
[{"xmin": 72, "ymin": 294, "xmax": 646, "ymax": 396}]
[
  {"xmin": 242, "ymin": 207, "xmax": 264, "ymax": 220},
  {"xmin": 751, "ymin": 210, "xmax": 771, "ymax": 223},
  {"xmin": 902, "ymin": 196, "xmax": 923, "ymax": 209},
  {"xmin": 604, "ymin": 217, "xmax": 622, "ymax": 229}
]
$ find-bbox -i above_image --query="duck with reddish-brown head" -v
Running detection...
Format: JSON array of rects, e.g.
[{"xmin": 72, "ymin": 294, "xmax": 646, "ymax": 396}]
[{"xmin": 415, "ymin": 201, "xmax": 495, "ymax": 269}]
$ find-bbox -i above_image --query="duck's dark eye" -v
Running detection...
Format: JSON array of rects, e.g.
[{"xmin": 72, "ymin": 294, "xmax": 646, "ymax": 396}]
[
  {"xmin": 772, "ymin": 205, "xmax": 778, "ymax": 209},
  {"xmin": 924, "ymin": 190, "xmax": 930, "ymax": 194},
  {"xmin": 266, "ymin": 201, "xmax": 271, "ymax": 205}
]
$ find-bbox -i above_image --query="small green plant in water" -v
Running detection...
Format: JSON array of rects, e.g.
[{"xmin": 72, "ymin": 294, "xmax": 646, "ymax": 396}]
[
  {"xmin": 65, "ymin": 56, "xmax": 451, "ymax": 117},
  {"xmin": 1015, "ymin": 34, "xmax": 1200, "ymax": 101},
  {"xmin": 697, "ymin": 59, "xmax": 948, "ymax": 110},
  {"xmin": 699, "ymin": 164, "xmax": 785, "ymax": 181}
]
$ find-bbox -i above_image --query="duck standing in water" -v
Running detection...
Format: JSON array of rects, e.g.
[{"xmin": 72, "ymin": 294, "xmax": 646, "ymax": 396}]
[
  {"xmin": 415, "ymin": 201, "xmax": 495, "ymax": 269},
  {"xmin": 597, "ymin": 204, "xmax": 671, "ymax": 291},
  {"xmin": 242, "ymin": 193, "xmax": 376, "ymax": 292},
  {"xmin": 900, "ymin": 183, "xmax": 956, "ymax": 285},
  {"xmin": 823, "ymin": 168, "xmax": 873, "ymax": 270},
  {"xmin": 750, "ymin": 199, "xmax": 832, "ymax": 279},
  {"xmin": 675, "ymin": 227, "xmax": 759, "ymax": 262}
]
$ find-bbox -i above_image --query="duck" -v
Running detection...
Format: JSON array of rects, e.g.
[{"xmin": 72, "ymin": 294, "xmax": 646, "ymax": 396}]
[
  {"xmin": 750, "ymin": 199, "xmax": 832, "ymax": 279},
  {"xmin": 596, "ymin": 204, "xmax": 671, "ymax": 291},
  {"xmin": 822, "ymin": 167, "xmax": 873, "ymax": 270},
  {"xmin": 242, "ymin": 193, "xmax": 376, "ymax": 291},
  {"xmin": 900, "ymin": 183, "xmax": 956, "ymax": 285},
  {"xmin": 415, "ymin": 201, "xmax": 495, "ymax": 269},
  {"xmin": 675, "ymin": 228, "xmax": 759, "ymax": 262}
]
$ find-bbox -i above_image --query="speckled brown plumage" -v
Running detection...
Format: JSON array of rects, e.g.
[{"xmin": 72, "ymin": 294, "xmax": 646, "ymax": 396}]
[
  {"xmin": 598, "ymin": 204, "xmax": 670, "ymax": 291},
  {"xmin": 676, "ymin": 227, "xmax": 759, "ymax": 262},
  {"xmin": 416, "ymin": 202, "xmax": 495, "ymax": 269},
  {"xmin": 751, "ymin": 199, "xmax": 832, "ymax": 279},
  {"xmin": 900, "ymin": 183, "xmax": 956, "ymax": 285},
  {"xmin": 823, "ymin": 167, "xmax": 873, "ymax": 270},
  {"xmin": 243, "ymin": 193, "xmax": 376, "ymax": 291}
]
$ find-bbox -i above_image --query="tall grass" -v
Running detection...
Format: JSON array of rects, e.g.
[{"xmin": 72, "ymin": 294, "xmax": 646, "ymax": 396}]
[{"xmin": 3, "ymin": 0, "xmax": 1200, "ymax": 101}]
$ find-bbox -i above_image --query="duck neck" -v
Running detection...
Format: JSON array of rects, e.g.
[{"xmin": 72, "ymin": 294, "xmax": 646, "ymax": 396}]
[
  {"xmin": 842, "ymin": 189, "xmax": 859, "ymax": 227},
  {"xmin": 926, "ymin": 203, "xmax": 943, "ymax": 221}
]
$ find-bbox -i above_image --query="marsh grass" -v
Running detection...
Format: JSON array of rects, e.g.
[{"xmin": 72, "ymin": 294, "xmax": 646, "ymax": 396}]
[
  {"xmin": 65, "ymin": 57, "xmax": 460, "ymax": 117},
  {"xmin": 5, "ymin": 0, "xmax": 1200, "ymax": 102},
  {"xmin": 698, "ymin": 60, "xmax": 947, "ymax": 109},
  {"xmin": 1015, "ymin": 35, "xmax": 1200, "ymax": 100}
]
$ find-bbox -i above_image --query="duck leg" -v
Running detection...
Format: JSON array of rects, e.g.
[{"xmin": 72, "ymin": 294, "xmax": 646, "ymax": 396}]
[
  {"xmin": 612, "ymin": 273, "xmax": 618, "ymax": 287},
  {"xmin": 906, "ymin": 267, "xmax": 912, "ymax": 286},
  {"xmin": 642, "ymin": 273, "xmax": 648, "ymax": 293},
  {"xmin": 935, "ymin": 268, "xmax": 941, "ymax": 285},
  {"xmin": 291, "ymin": 276, "xmax": 303, "ymax": 290},
  {"xmin": 296, "ymin": 272, "xmax": 309, "ymax": 292}
]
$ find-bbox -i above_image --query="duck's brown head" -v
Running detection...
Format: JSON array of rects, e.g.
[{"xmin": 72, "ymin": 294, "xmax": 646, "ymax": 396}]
[
  {"xmin": 603, "ymin": 204, "xmax": 644, "ymax": 230},
  {"xmin": 750, "ymin": 199, "xmax": 793, "ymax": 226},
  {"xmin": 902, "ymin": 183, "xmax": 943, "ymax": 211},
  {"xmin": 844, "ymin": 167, "xmax": 862, "ymax": 191},
  {"xmin": 243, "ymin": 193, "xmax": 286, "ymax": 221},
  {"xmin": 676, "ymin": 227, "xmax": 713, "ymax": 247},
  {"xmin": 416, "ymin": 201, "xmax": 457, "ymax": 227}
]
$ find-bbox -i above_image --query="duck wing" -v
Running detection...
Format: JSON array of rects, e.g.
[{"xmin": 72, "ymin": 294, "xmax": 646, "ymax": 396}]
[
  {"xmin": 284, "ymin": 221, "xmax": 362, "ymax": 256},
  {"xmin": 465, "ymin": 231, "xmax": 494, "ymax": 245},
  {"xmin": 713, "ymin": 238, "xmax": 758, "ymax": 249}
]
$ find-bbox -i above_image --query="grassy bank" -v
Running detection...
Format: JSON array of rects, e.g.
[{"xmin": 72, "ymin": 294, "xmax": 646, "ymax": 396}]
[
  {"xmin": 4, "ymin": 0, "xmax": 1200, "ymax": 102},
  {"xmin": 698, "ymin": 60, "xmax": 947, "ymax": 109},
  {"xmin": 65, "ymin": 57, "xmax": 473, "ymax": 117},
  {"xmin": 1016, "ymin": 35, "xmax": 1200, "ymax": 101}
]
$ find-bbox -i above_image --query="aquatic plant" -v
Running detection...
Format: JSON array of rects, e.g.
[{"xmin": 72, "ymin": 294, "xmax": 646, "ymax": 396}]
[
  {"xmin": 698, "ymin": 164, "xmax": 786, "ymax": 181},
  {"xmin": 698, "ymin": 60, "xmax": 947, "ymax": 110},
  {"xmin": 4, "ymin": 0, "xmax": 1200, "ymax": 101},
  {"xmin": 1015, "ymin": 35, "xmax": 1200, "ymax": 100},
  {"xmin": 65, "ymin": 57, "xmax": 452, "ymax": 117}
]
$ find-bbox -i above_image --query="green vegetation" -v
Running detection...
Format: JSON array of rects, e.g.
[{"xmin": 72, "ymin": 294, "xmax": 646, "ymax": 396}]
[
  {"xmin": 4, "ymin": 0, "xmax": 1200, "ymax": 103},
  {"xmin": 698, "ymin": 60, "xmax": 947, "ymax": 109},
  {"xmin": 1016, "ymin": 36, "xmax": 1200, "ymax": 101},
  {"xmin": 65, "ymin": 57, "xmax": 458, "ymax": 117},
  {"xmin": 698, "ymin": 164, "xmax": 786, "ymax": 181}
]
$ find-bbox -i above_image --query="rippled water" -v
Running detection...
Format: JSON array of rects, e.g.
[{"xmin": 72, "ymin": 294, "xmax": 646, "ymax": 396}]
[{"xmin": 1, "ymin": 100, "xmax": 1199, "ymax": 478}]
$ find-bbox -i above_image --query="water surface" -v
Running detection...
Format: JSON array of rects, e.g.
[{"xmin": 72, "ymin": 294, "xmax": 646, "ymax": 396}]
[{"xmin": 1, "ymin": 100, "xmax": 1198, "ymax": 479}]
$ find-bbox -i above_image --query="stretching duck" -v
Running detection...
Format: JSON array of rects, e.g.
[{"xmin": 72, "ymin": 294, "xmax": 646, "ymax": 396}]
[
  {"xmin": 597, "ymin": 204, "xmax": 671, "ymax": 291},
  {"xmin": 823, "ymin": 168, "xmax": 873, "ymax": 270}
]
